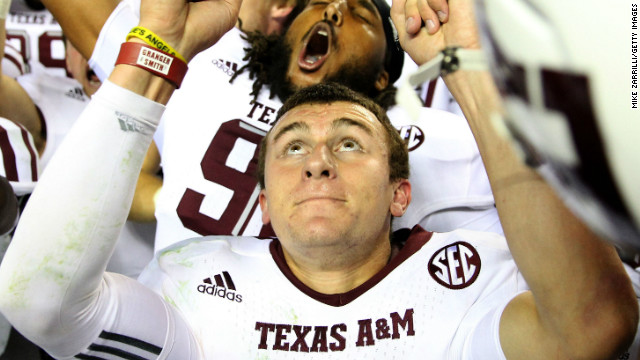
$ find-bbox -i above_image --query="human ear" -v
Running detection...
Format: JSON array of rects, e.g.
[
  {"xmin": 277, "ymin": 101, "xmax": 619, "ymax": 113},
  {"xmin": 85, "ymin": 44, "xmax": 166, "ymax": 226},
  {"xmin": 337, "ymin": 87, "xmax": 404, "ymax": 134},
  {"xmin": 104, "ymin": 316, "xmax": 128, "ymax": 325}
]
[
  {"xmin": 259, "ymin": 189, "xmax": 271, "ymax": 224},
  {"xmin": 389, "ymin": 179, "xmax": 411, "ymax": 217},
  {"xmin": 266, "ymin": 4, "xmax": 296, "ymax": 35},
  {"xmin": 374, "ymin": 70, "xmax": 390, "ymax": 91}
]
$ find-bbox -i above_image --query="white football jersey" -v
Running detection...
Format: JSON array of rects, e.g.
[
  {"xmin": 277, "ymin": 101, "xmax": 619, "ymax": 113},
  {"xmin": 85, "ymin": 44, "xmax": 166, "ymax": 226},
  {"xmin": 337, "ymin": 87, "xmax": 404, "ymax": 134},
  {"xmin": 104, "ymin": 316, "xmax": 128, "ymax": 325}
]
[
  {"xmin": 17, "ymin": 72, "xmax": 90, "ymax": 169},
  {"xmin": 133, "ymin": 227, "xmax": 521, "ymax": 359},
  {"xmin": 5, "ymin": 3, "xmax": 65, "ymax": 77},
  {"xmin": 91, "ymin": 4, "xmax": 501, "ymax": 254},
  {"xmin": 0, "ymin": 117, "xmax": 39, "ymax": 195},
  {"xmin": 2, "ymin": 40, "xmax": 27, "ymax": 78}
]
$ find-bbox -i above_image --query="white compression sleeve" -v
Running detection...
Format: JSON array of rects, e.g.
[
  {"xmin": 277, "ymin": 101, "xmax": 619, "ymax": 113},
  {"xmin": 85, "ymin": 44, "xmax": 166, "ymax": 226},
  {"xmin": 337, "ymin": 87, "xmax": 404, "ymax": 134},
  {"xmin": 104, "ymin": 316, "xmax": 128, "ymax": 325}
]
[{"xmin": 0, "ymin": 80, "xmax": 164, "ymax": 350}]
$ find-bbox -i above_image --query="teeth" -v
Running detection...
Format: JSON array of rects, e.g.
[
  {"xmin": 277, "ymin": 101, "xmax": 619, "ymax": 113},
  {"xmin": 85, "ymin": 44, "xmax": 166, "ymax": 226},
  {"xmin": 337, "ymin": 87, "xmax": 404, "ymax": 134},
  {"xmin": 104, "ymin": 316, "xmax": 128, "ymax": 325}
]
[
  {"xmin": 318, "ymin": 30, "xmax": 328, "ymax": 37},
  {"xmin": 305, "ymin": 55, "xmax": 320, "ymax": 64}
]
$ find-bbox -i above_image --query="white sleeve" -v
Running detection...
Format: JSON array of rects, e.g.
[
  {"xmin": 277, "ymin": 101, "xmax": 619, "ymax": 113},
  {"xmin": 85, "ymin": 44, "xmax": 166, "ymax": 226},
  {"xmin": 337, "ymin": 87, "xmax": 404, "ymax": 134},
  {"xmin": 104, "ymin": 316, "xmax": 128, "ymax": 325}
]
[
  {"xmin": 0, "ymin": 81, "xmax": 199, "ymax": 358},
  {"xmin": 88, "ymin": 0, "xmax": 140, "ymax": 81},
  {"xmin": 450, "ymin": 294, "xmax": 520, "ymax": 360},
  {"xmin": 459, "ymin": 298, "xmax": 509, "ymax": 360}
]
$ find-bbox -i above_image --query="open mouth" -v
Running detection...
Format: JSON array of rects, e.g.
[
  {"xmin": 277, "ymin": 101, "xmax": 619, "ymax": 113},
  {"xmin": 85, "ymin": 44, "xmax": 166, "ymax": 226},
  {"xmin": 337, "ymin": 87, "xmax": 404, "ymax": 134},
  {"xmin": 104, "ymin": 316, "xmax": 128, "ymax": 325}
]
[{"xmin": 298, "ymin": 22, "xmax": 332, "ymax": 72}]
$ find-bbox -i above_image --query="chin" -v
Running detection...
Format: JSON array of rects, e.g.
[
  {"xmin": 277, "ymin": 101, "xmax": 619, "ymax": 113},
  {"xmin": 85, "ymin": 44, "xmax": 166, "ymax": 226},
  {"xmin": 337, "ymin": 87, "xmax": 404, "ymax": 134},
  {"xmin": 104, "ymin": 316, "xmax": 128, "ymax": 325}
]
[
  {"xmin": 292, "ymin": 219, "xmax": 352, "ymax": 243},
  {"xmin": 289, "ymin": 71, "xmax": 324, "ymax": 89}
]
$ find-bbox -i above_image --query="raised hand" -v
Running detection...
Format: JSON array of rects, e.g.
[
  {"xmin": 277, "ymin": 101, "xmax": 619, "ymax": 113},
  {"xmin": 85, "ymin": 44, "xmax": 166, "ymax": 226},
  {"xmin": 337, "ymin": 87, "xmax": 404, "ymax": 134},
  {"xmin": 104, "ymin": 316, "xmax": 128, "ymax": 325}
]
[
  {"xmin": 138, "ymin": 0, "xmax": 243, "ymax": 62},
  {"xmin": 391, "ymin": 0, "xmax": 481, "ymax": 65}
]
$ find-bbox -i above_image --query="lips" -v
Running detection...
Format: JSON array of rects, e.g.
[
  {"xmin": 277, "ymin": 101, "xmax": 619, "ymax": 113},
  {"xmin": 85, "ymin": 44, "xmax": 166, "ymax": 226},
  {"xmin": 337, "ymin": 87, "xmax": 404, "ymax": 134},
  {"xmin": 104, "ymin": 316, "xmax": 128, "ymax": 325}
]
[
  {"xmin": 295, "ymin": 195, "xmax": 346, "ymax": 206},
  {"xmin": 298, "ymin": 22, "xmax": 332, "ymax": 72}
]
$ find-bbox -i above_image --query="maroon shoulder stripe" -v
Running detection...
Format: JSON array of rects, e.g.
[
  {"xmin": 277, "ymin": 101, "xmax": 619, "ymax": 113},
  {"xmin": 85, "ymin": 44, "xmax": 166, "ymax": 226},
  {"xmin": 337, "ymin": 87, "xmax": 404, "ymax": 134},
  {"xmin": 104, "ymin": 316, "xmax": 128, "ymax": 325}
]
[
  {"xmin": 3, "ymin": 52, "xmax": 26, "ymax": 76},
  {"xmin": 0, "ymin": 124, "xmax": 19, "ymax": 181},
  {"xmin": 18, "ymin": 124, "xmax": 38, "ymax": 181}
]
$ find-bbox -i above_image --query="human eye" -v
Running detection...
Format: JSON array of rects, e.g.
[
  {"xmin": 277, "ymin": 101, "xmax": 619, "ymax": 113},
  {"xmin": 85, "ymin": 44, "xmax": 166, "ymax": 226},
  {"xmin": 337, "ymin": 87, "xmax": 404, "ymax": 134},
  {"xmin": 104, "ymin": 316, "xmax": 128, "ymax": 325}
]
[
  {"xmin": 352, "ymin": 9, "xmax": 371, "ymax": 24},
  {"xmin": 284, "ymin": 141, "xmax": 307, "ymax": 155},
  {"xmin": 337, "ymin": 138, "xmax": 362, "ymax": 152}
]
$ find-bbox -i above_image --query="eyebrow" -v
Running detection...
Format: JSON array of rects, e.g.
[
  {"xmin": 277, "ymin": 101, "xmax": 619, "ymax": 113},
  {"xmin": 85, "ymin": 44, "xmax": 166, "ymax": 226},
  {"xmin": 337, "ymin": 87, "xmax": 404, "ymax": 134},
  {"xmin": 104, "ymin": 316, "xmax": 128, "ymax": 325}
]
[
  {"xmin": 331, "ymin": 117, "xmax": 374, "ymax": 136},
  {"xmin": 272, "ymin": 121, "xmax": 310, "ymax": 144},
  {"xmin": 271, "ymin": 117, "xmax": 374, "ymax": 144}
]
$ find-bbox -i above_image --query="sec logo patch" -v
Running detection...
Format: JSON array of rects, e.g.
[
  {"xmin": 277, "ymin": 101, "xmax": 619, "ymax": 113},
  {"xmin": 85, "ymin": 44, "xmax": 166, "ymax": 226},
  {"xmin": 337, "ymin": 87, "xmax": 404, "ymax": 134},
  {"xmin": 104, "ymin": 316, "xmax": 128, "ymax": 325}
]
[
  {"xmin": 396, "ymin": 125, "xmax": 424, "ymax": 151},
  {"xmin": 428, "ymin": 242, "xmax": 481, "ymax": 289}
]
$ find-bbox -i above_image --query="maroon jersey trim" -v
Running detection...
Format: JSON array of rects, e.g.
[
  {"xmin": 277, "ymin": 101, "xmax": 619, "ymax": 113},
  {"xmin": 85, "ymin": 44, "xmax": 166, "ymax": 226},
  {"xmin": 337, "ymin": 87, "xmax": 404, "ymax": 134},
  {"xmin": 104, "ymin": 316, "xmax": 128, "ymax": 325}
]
[
  {"xmin": 269, "ymin": 225, "xmax": 433, "ymax": 307},
  {"xmin": 0, "ymin": 124, "xmax": 19, "ymax": 181}
]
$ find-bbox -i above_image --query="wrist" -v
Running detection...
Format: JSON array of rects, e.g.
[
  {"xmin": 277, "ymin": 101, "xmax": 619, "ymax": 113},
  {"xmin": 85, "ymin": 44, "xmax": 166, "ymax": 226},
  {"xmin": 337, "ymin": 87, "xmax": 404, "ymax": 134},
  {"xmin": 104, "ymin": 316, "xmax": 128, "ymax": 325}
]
[
  {"xmin": 109, "ymin": 41, "xmax": 188, "ymax": 104},
  {"xmin": 126, "ymin": 26, "xmax": 188, "ymax": 63}
]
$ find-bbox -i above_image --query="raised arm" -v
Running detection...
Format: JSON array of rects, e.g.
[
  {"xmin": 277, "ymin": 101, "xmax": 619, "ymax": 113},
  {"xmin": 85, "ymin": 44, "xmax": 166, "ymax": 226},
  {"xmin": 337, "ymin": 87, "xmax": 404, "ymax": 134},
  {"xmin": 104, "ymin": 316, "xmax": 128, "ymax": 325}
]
[
  {"xmin": 0, "ymin": 0, "xmax": 241, "ymax": 355},
  {"xmin": 392, "ymin": 0, "xmax": 637, "ymax": 359},
  {"xmin": 40, "ymin": 0, "xmax": 120, "ymax": 60}
]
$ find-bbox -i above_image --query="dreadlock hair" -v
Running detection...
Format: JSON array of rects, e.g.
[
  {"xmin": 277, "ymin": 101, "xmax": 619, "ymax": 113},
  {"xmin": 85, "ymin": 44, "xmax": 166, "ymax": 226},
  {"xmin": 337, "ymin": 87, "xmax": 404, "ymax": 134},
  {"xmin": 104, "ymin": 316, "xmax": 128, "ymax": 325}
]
[
  {"xmin": 231, "ymin": 29, "xmax": 398, "ymax": 110},
  {"xmin": 230, "ymin": 30, "xmax": 294, "ymax": 101}
]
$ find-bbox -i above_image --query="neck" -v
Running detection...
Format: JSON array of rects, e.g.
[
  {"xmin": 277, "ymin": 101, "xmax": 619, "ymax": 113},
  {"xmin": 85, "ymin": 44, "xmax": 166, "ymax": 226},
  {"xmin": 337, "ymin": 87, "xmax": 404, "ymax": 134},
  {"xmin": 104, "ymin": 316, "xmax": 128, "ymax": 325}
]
[{"xmin": 281, "ymin": 237, "xmax": 392, "ymax": 294}]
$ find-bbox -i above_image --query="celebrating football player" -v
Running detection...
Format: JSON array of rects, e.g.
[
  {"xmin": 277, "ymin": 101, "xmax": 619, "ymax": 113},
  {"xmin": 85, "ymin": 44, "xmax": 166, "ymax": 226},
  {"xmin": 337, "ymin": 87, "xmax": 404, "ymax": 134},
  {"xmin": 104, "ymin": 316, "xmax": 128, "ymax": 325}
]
[{"xmin": 0, "ymin": 0, "xmax": 636, "ymax": 359}]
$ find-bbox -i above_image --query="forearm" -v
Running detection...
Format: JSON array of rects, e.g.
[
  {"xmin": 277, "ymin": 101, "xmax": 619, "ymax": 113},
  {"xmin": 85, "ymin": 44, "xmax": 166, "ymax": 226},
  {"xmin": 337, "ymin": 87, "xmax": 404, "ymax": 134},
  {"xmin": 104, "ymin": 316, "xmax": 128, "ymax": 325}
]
[
  {"xmin": 0, "ymin": 79, "xmax": 165, "ymax": 345},
  {"xmin": 445, "ymin": 70, "xmax": 637, "ymax": 357},
  {"xmin": 41, "ymin": 0, "xmax": 119, "ymax": 59}
]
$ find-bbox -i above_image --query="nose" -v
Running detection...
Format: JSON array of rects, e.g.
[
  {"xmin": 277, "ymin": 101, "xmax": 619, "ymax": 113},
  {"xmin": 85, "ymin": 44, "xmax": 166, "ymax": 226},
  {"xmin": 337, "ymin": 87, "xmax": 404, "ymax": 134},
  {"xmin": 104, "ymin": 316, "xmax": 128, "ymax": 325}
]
[
  {"xmin": 303, "ymin": 145, "xmax": 337, "ymax": 180},
  {"xmin": 323, "ymin": 0, "xmax": 346, "ymax": 26}
]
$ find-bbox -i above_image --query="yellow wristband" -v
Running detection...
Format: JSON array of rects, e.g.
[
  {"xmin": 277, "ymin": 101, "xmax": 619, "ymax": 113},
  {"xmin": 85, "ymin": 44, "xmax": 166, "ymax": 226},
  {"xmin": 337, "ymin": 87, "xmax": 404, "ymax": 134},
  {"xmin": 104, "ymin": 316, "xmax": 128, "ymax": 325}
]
[{"xmin": 126, "ymin": 26, "xmax": 187, "ymax": 63}]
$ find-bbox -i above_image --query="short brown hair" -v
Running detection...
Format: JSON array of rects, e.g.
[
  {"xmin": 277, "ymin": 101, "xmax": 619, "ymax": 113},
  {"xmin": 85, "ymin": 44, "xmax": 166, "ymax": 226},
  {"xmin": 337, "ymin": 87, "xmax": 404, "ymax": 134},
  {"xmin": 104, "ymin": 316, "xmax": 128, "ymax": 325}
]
[{"xmin": 257, "ymin": 83, "xmax": 409, "ymax": 188}]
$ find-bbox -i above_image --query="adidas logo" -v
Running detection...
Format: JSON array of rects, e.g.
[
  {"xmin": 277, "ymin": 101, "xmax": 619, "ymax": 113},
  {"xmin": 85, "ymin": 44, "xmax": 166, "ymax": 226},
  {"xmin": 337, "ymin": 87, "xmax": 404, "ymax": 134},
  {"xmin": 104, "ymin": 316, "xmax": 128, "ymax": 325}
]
[
  {"xmin": 211, "ymin": 58, "xmax": 238, "ymax": 77},
  {"xmin": 197, "ymin": 271, "xmax": 243, "ymax": 303},
  {"xmin": 65, "ymin": 87, "xmax": 86, "ymax": 101}
]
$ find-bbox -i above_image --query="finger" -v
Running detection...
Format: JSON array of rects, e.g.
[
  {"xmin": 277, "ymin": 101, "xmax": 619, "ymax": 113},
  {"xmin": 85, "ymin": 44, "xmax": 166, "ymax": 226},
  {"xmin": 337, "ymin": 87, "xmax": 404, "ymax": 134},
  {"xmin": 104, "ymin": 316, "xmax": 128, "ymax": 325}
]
[
  {"xmin": 415, "ymin": 0, "xmax": 440, "ymax": 35},
  {"xmin": 401, "ymin": 0, "xmax": 426, "ymax": 35},
  {"xmin": 390, "ymin": 0, "xmax": 410, "ymax": 37},
  {"xmin": 427, "ymin": 0, "xmax": 449, "ymax": 23}
]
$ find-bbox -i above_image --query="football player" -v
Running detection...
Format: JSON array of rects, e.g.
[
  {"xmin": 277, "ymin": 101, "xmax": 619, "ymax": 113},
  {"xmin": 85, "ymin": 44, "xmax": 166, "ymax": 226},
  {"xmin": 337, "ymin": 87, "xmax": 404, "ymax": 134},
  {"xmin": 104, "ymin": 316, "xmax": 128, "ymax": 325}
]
[
  {"xmin": 46, "ymin": 0, "xmax": 502, "ymax": 254},
  {"xmin": 4, "ymin": 0, "xmax": 65, "ymax": 77},
  {"xmin": 0, "ymin": 0, "xmax": 635, "ymax": 357},
  {"xmin": 392, "ymin": 0, "xmax": 640, "ymax": 358}
]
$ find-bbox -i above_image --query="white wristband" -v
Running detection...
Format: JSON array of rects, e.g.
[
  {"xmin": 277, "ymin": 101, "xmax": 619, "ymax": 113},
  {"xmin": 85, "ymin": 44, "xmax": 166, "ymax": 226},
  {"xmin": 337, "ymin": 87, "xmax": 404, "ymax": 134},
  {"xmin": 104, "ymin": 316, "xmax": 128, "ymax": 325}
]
[{"xmin": 0, "ymin": 0, "xmax": 11, "ymax": 20}]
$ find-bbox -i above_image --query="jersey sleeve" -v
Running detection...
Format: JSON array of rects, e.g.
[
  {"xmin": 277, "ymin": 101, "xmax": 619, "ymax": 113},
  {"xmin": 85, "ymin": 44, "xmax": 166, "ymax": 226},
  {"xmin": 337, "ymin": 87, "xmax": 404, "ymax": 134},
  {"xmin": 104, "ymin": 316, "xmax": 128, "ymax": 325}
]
[
  {"xmin": 441, "ymin": 230, "xmax": 525, "ymax": 359},
  {"xmin": 0, "ymin": 117, "xmax": 39, "ymax": 195},
  {"xmin": 48, "ymin": 272, "xmax": 200, "ymax": 359},
  {"xmin": 2, "ymin": 41, "xmax": 27, "ymax": 78},
  {"xmin": 0, "ymin": 80, "xmax": 199, "ymax": 359},
  {"xmin": 456, "ymin": 295, "xmax": 512, "ymax": 360}
]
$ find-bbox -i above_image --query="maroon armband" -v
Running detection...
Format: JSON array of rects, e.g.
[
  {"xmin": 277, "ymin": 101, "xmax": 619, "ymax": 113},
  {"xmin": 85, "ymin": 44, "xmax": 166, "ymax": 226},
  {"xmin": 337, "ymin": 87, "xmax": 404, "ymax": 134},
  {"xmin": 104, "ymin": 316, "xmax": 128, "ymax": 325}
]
[{"xmin": 115, "ymin": 42, "xmax": 188, "ymax": 88}]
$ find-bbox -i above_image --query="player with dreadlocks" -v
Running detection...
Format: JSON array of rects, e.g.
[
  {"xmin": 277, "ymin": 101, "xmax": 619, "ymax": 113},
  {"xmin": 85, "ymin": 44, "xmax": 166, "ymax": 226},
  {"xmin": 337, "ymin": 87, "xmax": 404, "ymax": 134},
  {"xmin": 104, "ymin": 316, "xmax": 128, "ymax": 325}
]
[
  {"xmin": 44, "ymin": 0, "xmax": 501, "ymax": 253},
  {"xmin": 232, "ymin": 15, "xmax": 398, "ymax": 109}
]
